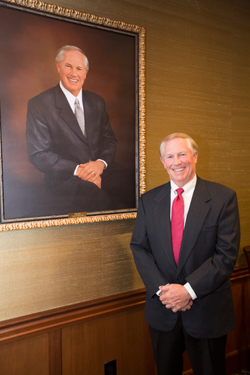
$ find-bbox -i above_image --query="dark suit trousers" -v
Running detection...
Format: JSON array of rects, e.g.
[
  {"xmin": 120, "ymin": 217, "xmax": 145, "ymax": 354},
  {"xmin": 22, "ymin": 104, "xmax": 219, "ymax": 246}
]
[{"xmin": 149, "ymin": 315, "xmax": 227, "ymax": 375}]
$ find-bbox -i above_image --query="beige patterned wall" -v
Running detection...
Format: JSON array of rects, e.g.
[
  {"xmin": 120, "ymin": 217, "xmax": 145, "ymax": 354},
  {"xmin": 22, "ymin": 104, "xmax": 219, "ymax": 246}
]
[{"xmin": 0, "ymin": 0, "xmax": 249, "ymax": 321}]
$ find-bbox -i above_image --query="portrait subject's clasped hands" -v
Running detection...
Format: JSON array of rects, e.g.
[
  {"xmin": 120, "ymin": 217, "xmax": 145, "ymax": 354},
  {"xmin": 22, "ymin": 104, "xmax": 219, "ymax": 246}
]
[
  {"xmin": 76, "ymin": 160, "xmax": 105, "ymax": 188},
  {"xmin": 159, "ymin": 284, "xmax": 193, "ymax": 313}
]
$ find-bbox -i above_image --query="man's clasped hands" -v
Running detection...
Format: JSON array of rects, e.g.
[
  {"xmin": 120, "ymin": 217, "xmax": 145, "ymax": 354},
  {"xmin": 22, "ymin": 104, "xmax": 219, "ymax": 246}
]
[{"xmin": 159, "ymin": 284, "xmax": 193, "ymax": 313}]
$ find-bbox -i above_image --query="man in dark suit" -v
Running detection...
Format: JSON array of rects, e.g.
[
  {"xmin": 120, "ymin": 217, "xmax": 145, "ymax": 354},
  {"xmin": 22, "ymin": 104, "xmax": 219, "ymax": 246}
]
[
  {"xmin": 26, "ymin": 45, "xmax": 131, "ymax": 214},
  {"xmin": 130, "ymin": 133, "xmax": 240, "ymax": 375}
]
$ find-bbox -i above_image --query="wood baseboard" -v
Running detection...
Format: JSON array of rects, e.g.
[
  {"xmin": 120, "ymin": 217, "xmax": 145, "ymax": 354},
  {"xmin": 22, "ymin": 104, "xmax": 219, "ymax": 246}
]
[{"xmin": 226, "ymin": 346, "xmax": 250, "ymax": 374}]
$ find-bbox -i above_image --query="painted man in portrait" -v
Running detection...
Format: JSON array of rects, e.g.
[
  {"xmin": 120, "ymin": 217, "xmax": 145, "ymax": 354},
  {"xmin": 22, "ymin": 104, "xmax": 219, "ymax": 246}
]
[{"xmin": 26, "ymin": 45, "xmax": 134, "ymax": 214}]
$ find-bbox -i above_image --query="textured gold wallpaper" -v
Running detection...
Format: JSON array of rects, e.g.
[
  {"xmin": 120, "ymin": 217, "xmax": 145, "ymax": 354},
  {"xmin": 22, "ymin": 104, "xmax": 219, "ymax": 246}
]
[
  {"xmin": 0, "ymin": 220, "xmax": 143, "ymax": 320},
  {"xmin": 0, "ymin": 0, "xmax": 249, "ymax": 321}
]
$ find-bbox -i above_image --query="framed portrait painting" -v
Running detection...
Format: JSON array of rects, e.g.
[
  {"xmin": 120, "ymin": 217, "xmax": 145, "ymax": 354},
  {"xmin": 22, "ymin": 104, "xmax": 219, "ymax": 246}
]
[{"xmin": 0, "ymin": 0, "xmax": 145, "ymax": 230}]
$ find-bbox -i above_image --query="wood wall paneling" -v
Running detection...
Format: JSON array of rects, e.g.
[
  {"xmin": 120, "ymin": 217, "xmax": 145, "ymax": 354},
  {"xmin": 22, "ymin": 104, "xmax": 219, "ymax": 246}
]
[
  {"xmin": 0, "ymin": 334, "xmax": 49, "ymax": 375},
  {"xmin": 61, "ymin": 308, "xmax": 155, "ymax": 375},
  {"xmin": 49, "ymin": 330, "xmax": 62, "ymax": 375},
  {"xmin": 226, "ymin": 271, "xmax": 250, "ymax": 373}
]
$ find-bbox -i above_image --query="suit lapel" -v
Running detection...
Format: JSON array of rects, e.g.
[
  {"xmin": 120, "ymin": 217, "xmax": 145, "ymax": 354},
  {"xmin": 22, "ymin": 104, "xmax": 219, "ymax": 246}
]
[
  {"xmin": 55, "ymin": 84, "xmax": 87, "ymax": 143},
  {"xmin": 82, "ymin": 90, "xmax": 95, "ymax": 143},
  {"xmin": 154, "ymin": 183, "xmax": 177, "ymax": 272},
  {"xmin": 177, "ymin": 177, "xmax": 211, "ymax": 276}
]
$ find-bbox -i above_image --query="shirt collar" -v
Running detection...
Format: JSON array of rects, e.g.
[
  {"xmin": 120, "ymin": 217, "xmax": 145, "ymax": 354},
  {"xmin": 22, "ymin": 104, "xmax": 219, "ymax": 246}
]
[
  {"xmin": 59, "ymin": 81, "xmax": 83, "ymax": 111},
  {"xmin": 170, "ymin": 174, "xmax": 197, "ymax": 194}
]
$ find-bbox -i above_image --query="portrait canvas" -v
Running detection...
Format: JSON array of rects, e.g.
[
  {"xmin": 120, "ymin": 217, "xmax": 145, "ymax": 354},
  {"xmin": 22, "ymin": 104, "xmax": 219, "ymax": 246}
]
[{"xmin": 0, "ymin": 1, "xmax": 145, "ymax": 227}]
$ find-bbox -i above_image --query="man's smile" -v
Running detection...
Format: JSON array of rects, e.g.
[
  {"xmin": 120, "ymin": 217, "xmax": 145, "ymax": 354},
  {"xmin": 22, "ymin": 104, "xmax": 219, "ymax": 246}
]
[
  {"xmin": 68, "ymin": 78, "xmax": 79, "ymax": 83},
  {"xmin": 172, "ymin": 167, "xmax": 185, "ymax": 172}
]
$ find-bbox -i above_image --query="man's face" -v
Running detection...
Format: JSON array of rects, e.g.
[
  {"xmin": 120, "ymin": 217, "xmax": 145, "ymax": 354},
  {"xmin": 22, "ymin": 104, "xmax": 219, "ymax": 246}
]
[
  {"xmin": 160, "ymin": 137, "xmax": 198, "ymax": 187},
  {"xmin": 56, "ymin": 50, "xmax": 87, "ymax": 97}
]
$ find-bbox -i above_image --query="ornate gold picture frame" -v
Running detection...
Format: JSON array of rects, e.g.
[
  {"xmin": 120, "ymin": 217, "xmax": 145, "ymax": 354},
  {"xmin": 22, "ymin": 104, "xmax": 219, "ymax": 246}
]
[{"xmin": 0, "ymin": 0, "xmax": 145, "ymax": 231}]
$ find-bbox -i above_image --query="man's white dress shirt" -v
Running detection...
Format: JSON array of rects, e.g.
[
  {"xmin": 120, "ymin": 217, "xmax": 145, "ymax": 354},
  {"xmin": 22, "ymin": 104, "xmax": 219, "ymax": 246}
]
[{"xmin": 157, "ymin": 175, "xmax": 197, "ymax": 300}]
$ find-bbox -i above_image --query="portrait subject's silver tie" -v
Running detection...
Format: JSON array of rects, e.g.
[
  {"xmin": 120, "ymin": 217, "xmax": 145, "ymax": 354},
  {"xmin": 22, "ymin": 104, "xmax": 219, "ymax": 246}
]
[{"xmin": 74, "ymin": 98, "xmax": 86, "ymax": 137}]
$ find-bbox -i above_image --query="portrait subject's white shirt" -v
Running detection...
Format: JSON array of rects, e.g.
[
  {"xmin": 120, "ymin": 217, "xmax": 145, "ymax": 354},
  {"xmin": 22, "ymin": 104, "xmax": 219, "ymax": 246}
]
[
  {"xmin": 60, "ymin": 81, "xmax": 83, "ymax": 112},
  {"xmin": 59, "ymin": 81, "xmax": 107, "ymax": 173}
]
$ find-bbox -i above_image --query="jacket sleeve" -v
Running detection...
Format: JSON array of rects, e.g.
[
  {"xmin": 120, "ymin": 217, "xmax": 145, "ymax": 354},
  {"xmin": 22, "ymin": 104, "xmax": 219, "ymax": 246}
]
[
  {"xmin": 185, "ymin": 189, "xmax": 240, "ymax": 298},
  {"xmin": 26, "ymin": 98, "xmax": 77, "ymax": 177},
  {"xmin": 130, "ymin": 195, "xmax": 170, "ymax": 297}
]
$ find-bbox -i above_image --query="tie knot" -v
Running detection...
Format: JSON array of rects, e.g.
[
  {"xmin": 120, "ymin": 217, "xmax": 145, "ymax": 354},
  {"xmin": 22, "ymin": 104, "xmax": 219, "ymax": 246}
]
[
  {"xmin": 75, "ymin": 98, "xmax": 83, "ymax": 114},
  {"xmin": 176, "ymin": 188, "xmax": 184, "ymax": 197}
]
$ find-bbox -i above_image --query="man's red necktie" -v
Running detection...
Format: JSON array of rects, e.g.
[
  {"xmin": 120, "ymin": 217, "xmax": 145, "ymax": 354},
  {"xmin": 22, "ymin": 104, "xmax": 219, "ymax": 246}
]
[{"xmin": 171, "ymin": 188, "xmax": 184, "ymax": 265}]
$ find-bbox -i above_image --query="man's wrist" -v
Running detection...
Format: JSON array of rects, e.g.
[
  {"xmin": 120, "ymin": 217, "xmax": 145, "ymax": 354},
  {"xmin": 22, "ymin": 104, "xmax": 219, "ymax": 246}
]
[
  {"xmin": 184, "ymin": 282, "xmax": 197, "ymax": 300},
  {"xmin": 74, "ymin": 165, "xmax": 79, "ymax": 176},
  {"xmin": 156, "ymin": 283, "xmax": 170, "ymax": 296},
  {"xmin": 97, "ymin": 159, "xmax": 107, "ymax": 169}
]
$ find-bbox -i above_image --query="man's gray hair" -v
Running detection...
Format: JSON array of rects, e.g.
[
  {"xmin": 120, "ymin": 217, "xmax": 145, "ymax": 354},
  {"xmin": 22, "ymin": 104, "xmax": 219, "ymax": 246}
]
[
  {"xmin": 55, "ymin": 45, "xmax": 89, "ymax": 72},
  {"xmin": 159, "ymin": 133, "xmax": 198, "ymax": 158}
]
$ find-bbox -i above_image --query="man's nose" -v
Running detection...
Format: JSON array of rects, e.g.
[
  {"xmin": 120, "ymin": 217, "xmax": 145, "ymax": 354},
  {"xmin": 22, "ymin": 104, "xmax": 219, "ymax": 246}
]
[{"xmin": 173, "ymin": 155, "xmax": 181, "ymax": 164}]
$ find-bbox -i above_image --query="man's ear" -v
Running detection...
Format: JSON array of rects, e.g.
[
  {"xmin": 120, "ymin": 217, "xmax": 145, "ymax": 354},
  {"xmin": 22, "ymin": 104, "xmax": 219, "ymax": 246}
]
[{"xmin": 160, "ymin": 157, "xmax": 166, "ymax": 169}]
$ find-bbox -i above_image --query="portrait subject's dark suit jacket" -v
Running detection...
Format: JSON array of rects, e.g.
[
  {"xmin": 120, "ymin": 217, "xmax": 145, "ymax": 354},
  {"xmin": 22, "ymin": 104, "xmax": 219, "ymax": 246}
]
[
  {"xmin": 26, "ymin": 84, "xmax": 117, "ymax": 189},
  {"xmin": 130, "ymin": 176, "xmax": 240, "ymax": 339}
]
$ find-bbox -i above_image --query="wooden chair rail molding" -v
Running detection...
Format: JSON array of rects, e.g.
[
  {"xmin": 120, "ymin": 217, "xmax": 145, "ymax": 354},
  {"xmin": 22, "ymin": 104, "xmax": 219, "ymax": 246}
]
[
  {"xmin": 0, "ymin": 266, "xmax": 249, "ymax": 346},
  {"xmin": 0, "ymin": 288, "xmax": 146, "ymax": 346}
]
